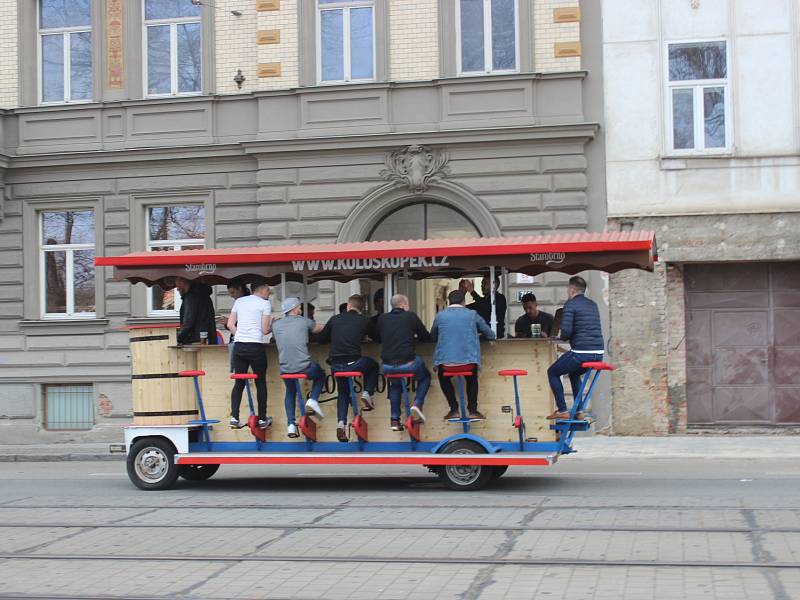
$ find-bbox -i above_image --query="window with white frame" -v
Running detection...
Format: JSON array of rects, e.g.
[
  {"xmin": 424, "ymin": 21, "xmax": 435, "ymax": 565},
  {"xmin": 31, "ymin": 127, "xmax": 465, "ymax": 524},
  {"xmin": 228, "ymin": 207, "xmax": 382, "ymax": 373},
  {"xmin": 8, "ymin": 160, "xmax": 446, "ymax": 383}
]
[
  {"xmin": 318, "ymin": 0, "xmax": 375, "ymax": 83},
  {"xmin": 39, "ymin": 0, "xmax": 93, "ymax": 104},
  {"xmin": 457, "ymin": 0, "xmax": 518, "ymax": 75},
  {"xmin": 144, "ymin": 0, "xmax": 202, "ymax": 96},
  {"xmin": 146, "ymin": 205, "xmax": 205, "ymax": 315},
  {"xmin": 667, "ymin": 41, "xmax": 729, "ymax": 153},
  {"xmin": 40, "ymin": 210, "xmax": 96, "ymax": 318}
]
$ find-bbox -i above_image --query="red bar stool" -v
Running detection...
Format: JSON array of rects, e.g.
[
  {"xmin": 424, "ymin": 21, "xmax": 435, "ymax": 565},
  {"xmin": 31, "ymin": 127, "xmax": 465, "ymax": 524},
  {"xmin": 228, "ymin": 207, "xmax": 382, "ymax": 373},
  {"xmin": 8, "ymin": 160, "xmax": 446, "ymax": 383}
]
[
  {"xmin": 179, "ymin": 370, "xmax": 217, "ymax": 450},
  {"xmin": 441, "ymin": 363, "xmax": 479, "ymax": 434},
  {"xmin": 230, "ymin": 373, "xmax": 266, "ymax": 443},
  {"xmin": 384, "ymin": 372, "xmax": 421, "ymax": 443},
  {"xmin": 498, "ymin": 369, "xmax": 528, "ymax": 451},
  {"xmin": 280, "ymin": 373, "xmax": 316, "ymax": 443},
  {"xmin": 334, "ymin": 370, "xmax": 368, "ymax": 444}
]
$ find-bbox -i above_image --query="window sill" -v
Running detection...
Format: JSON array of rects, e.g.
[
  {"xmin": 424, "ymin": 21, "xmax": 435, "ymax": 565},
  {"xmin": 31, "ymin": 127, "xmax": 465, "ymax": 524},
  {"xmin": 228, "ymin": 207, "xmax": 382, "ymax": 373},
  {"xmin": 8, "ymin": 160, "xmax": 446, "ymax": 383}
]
[
  {"xmin": 125, "ymin": 317, "xmax": 180, "ymax": 327},
  {"xmin": 19, "ymin": 318, "xmax": 110, "ymax": 335}
]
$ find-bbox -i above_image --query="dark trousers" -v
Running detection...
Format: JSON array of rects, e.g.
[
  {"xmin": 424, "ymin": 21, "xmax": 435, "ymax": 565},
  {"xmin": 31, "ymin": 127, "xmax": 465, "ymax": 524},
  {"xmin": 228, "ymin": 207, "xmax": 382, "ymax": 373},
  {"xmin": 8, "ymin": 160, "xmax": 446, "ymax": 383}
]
[
  {"xmin": 282, "ymin": 361, "xmax": 326, "ymax": 425},
  {"xmin": 547, "ymin": 351, "xmax": 603, "ymax": 412},
  {"xmin": 332, "ymin": 356, "xmax": 378, "ymax": 423},
  {"xmin": 437, "ymin": 366, "xmax": 479, "ymax": 413},
  {"xmin": 230, "ymin": 342, "xmax": 268, "ymax": 420}
]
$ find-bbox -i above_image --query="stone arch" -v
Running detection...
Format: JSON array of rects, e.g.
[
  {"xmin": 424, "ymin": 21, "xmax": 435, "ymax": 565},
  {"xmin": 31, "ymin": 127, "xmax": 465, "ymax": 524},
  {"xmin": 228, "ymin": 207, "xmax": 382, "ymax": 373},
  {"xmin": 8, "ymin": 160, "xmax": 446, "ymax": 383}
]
[{"xmin": 337, "ymin": 180, "xmax": 501, "ymax": 243}]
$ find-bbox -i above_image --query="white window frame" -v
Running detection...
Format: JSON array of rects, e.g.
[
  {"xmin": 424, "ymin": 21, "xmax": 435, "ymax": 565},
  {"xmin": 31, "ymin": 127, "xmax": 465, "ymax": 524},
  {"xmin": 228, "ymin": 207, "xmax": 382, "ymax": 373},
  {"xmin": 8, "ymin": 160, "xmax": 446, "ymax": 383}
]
[
  {"xmin": 142, "ymin": 4, "xmax": 202, "ymax": 98},
  {"xmin": 37, "ymin": 0, "xmax": 93, "ymax": 105},
  {"xmin": 664, "ymin": 39, "xmax": 731, "ymax": 156},
  {"xmin": 39, "ymin": 210, "xmax": 96, "ymax": 320},
  {"xmin": 145, "ymin": 205, "xmax": 205, "ymax": 317},
  {"xmin": 316, "ymin": 0, "xmax": 376, "ymax": 85},
  {"xmin": 456, "ymin": 0, "xmax": 520, "ymax": 76}
]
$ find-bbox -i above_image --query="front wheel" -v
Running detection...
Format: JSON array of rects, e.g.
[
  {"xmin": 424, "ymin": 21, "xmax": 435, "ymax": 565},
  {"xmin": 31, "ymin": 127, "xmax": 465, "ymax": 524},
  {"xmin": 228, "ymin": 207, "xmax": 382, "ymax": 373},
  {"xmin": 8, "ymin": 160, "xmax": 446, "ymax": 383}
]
[
  {"xmin": 438, "ymin": 439, "xmax": 493, "ymax": 491},
  {"xmin": 178, "ymin": 464, "xmax": 220, "ymax": 481},
  {"xmin": 127, "ymin": 438, "xmax": 179, "ymax": 491}
]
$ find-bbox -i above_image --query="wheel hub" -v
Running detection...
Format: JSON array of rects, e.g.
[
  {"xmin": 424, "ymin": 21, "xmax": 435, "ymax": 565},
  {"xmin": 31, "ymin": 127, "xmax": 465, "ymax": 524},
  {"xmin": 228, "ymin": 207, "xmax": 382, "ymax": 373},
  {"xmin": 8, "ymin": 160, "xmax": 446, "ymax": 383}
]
[
  {"xmin": 444, "ymin": 448, "xmax": 481, "ymax": 486},
  {"xmin": 135, "ymin": 447, "xmax": 168, "ymax": 483}
]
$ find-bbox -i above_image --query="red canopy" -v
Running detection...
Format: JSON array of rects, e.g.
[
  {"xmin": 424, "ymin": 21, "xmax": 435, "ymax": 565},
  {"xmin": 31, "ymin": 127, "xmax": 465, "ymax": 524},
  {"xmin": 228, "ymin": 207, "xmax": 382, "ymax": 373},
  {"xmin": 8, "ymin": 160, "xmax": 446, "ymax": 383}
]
[{"xmin": 96, "ymin": 231, "xmax": 656, "ymax": 286}]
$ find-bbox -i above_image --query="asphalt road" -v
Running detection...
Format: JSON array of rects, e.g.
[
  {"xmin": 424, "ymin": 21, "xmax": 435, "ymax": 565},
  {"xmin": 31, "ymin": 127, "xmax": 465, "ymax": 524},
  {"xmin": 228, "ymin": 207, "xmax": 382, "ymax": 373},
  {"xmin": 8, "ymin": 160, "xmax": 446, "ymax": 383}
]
[{"xmin": 0, "ymin": 458, "xmax": 798, "ymax": 600}]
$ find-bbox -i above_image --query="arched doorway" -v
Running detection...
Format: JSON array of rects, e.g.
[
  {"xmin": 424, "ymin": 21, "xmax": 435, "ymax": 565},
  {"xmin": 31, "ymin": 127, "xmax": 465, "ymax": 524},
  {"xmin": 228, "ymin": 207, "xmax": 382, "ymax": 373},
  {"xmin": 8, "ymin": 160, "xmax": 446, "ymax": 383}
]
[{"xmin": 366, "ymin": 201, "xmax": 482, "ymax": 326}]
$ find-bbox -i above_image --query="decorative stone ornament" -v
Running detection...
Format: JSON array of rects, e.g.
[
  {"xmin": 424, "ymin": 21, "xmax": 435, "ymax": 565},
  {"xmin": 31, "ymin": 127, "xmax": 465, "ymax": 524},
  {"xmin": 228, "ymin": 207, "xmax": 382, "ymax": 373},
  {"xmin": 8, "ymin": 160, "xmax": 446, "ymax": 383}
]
[{"xmin": 381, "ymin": 145, "xmax": 449, "ymax": 194}]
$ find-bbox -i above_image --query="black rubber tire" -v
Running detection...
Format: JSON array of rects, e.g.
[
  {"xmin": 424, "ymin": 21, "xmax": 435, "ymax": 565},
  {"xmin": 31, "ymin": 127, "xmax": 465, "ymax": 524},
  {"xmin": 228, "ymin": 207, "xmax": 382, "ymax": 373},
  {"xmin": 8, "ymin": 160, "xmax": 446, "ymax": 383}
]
[
  {"xmin": 490, "ymin": 465, "xmax": 509, "ymax": 481},
  {"xmin": 438, "ymin": 439, "xmax": 493, "ymax": 491},
  {"xmin": 126, "ymin": 438, "xmax": 179, "ymax": 491},
  {"xmin": 178, "ymin": 464, "xmax": 220, "ymax": 481}
]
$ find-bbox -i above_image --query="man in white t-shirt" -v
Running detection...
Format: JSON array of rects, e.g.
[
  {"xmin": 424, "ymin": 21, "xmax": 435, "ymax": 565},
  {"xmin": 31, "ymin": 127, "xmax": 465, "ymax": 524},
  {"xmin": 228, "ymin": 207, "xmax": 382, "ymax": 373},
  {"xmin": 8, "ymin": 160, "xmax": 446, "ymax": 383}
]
[{"xmin": 227, "ymin": 283, "xmax": 273, "ymax": 429}]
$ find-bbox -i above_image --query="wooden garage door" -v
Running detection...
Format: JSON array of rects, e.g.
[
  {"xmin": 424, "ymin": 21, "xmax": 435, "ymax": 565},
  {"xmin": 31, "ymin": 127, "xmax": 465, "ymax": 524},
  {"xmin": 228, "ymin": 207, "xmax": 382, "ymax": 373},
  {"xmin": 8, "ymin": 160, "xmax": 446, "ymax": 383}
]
[{"xmin": 685, "ymin": 262, "xmax": 800, "ymax": 425}]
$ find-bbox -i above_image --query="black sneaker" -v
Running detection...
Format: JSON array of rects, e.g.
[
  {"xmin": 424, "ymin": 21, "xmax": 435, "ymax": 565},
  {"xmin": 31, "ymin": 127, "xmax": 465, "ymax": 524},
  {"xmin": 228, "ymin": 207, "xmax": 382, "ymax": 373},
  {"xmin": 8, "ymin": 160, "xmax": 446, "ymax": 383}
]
[
  {"xmin": 336, "ymin": 423, "xmax": 348, "ymax": 442},
  {"xmin": 390, "ymin": 418, "xmax": 403, "ymax": 431}
]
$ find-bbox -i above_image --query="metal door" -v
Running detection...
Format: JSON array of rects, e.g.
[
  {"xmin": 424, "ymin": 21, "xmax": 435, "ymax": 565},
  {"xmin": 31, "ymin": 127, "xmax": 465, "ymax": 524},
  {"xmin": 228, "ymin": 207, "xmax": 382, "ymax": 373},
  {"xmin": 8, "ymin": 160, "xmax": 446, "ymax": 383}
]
[{"xmin": 685, "ymin": 262, "xmax": 800, "ymax": 425}]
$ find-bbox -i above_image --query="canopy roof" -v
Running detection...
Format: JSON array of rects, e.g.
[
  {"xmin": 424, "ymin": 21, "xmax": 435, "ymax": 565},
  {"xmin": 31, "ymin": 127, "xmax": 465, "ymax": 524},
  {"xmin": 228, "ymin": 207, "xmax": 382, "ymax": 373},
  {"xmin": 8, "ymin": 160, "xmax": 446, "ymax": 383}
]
[{"xmin": 95, "ymin": 231, "xmax": 657, "ymax": 287}]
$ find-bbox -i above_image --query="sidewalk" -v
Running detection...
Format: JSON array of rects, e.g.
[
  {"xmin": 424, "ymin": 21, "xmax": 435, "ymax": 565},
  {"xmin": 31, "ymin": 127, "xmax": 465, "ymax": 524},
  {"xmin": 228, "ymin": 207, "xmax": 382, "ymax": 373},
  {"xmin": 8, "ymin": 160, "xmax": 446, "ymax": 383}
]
[{"xmin": 0, "ymin": 436, "xmax": 799, "ymax": 461}]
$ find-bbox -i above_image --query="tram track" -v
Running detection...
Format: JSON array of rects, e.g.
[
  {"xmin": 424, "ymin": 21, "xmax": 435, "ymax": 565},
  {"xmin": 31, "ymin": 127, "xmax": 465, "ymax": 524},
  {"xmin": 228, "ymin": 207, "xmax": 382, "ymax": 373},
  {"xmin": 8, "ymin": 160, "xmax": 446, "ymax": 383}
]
[
  {"xmin": 0, "ymin": 551, "xmax": 797, "ymax": 570},
  {"xmin": 4, "ymin": 503, "xmax": 800, "ymax": 511},
  {"xmin": 1, "ymin": 522, "xmax": 799, "ymax": 534}
]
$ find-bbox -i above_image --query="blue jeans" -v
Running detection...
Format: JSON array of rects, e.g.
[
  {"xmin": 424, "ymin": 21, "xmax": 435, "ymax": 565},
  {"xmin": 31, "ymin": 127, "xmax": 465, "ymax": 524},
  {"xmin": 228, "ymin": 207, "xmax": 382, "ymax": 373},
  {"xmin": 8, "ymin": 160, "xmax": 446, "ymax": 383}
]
[
  {"xmin": 547, "ymin": 351, "xmax": 603, "ymax": 412},
  {"xmin": 381, "ymin": 356, "xmax": 432, "ymax": 420},
  {"xmin": 282, "ymin": 361, "xmax": 326, "ymax": 425},
  {"xmin": 332, "ymin": 356, "xmax": 378, "ymax": 423}
]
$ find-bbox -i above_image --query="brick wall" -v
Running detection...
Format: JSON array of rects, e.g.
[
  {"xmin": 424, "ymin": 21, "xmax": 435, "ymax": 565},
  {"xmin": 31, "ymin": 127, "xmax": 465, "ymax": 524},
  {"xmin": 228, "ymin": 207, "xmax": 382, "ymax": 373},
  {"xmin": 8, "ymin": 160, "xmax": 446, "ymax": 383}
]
[
  {"xmin": 0, "ymin": 0, "xmax": 18, "ymax": 108},
  {"xmin": 389, "ymin": 0, "xmax": 439, "ymax": 82},
  {"xmin": 534, "ymin": 0, "xmax": 581, "ymax": 73}
]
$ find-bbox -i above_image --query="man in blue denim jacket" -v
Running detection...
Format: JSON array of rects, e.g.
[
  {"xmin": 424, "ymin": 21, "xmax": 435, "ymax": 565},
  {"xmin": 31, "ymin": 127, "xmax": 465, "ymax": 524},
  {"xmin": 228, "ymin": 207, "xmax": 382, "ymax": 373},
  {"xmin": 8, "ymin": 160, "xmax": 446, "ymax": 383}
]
[
  {"xmin": 431, "ymin": 289, "xmax": 496, "ymax": 420},
  {"xmin": 546, "ymin": 276, "xmax": 605, "ymax": 420}
]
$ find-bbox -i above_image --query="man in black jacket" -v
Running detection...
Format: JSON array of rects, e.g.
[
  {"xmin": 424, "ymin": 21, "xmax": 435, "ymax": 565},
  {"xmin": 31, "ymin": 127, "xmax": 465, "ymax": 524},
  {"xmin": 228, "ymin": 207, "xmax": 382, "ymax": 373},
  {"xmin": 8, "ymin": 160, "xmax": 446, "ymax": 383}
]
[
  {"xmin": 375, "ymin": 294, "xmax": 432, "ymax": 430},
  {"xmin": 462, "ymin": 276, "xmax": 507, "ymax": 338},
  {"xmin": 546, "ymin": 276, "xmax": 604, "ymax": 420},
  {"xmin": 316, "ymin": 294, "xmax": 378, "ymax": 441},
  {"xmin": 175, "ymin": 277, "xmax": 218, "ymax": 345}
]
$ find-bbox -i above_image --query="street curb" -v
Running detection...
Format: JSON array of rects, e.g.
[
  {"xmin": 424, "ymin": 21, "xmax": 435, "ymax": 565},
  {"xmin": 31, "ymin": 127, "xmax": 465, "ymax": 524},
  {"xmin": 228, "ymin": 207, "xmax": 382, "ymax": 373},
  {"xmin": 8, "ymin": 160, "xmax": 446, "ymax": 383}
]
[{"xmin": 0, "ymin": 454, "xmax": 124, "ymax": 462}]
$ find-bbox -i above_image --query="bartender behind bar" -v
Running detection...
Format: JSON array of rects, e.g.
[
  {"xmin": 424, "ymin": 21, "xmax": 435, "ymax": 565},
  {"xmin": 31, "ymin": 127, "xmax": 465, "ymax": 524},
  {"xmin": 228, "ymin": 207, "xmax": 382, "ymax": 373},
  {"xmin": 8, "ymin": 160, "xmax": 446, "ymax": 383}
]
[{"xmin": 514, "ymin": 293, "xmax": 554, "ymax": 338}]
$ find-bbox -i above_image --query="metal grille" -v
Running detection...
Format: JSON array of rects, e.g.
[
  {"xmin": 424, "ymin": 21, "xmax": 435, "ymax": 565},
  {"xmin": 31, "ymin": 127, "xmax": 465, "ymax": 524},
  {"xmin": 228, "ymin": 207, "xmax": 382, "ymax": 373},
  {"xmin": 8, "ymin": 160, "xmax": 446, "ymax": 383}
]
[{"xmin": 45, "ymin": 384, "xmax": 94, "ymax": 430}]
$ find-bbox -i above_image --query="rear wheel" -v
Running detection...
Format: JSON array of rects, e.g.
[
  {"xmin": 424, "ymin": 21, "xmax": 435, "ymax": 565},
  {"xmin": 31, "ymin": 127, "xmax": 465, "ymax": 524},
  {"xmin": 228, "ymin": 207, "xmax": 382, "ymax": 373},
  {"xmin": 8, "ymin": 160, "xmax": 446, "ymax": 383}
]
[
  {"xmin": 178, "ymin": 464, "xmax": 220, "ymax": 481},
  {"xmin": 490, "ymin": 465, "xmax": 509, "ymax": 481},
  {"xmin": 126, "ymin": 438, "xmax": 179, "ymax": 491},
  {"xmin": 438, "ymin": 439, "xmax": 493, "ymax": 491}
]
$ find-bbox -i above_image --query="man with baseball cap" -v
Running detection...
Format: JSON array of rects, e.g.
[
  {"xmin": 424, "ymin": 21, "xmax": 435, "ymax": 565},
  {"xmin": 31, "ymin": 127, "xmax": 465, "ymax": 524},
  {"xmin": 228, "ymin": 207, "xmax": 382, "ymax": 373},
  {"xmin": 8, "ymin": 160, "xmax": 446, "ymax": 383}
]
[{"xmin": 271, "ymin": 297, "xmax": 326, "ymax": 438}]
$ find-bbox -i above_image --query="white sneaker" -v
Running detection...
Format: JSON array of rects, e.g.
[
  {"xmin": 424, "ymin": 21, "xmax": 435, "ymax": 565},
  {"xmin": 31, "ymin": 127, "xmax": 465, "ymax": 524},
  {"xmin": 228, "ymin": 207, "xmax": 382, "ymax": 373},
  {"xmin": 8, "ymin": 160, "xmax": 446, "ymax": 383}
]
[
  {"xmin": 229, "ymin": 416, "xmax": 244, "ymax": 429},
  {"xmin": 257, "ymin": 417, "xmax": 272, "ymax": 430},
  {"xmin": 305, "ymin": 398, "xmax": 324, "ymax": 419},
  {"xmin": 360, "ymin": 391, "xmax": 375, "ymax": 411},
  {"xmin": 410, "ymin": 405, "xmax": 426, "ymax": 424},
  {"xmin": 287, "ymin": 423, "xmax": 299, "ymax": 438}
]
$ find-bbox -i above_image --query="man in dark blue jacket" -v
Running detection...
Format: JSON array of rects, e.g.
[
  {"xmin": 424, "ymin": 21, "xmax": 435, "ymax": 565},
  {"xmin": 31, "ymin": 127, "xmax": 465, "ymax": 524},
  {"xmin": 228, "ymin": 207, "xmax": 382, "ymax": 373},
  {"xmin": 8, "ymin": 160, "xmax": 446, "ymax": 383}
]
[{"xmin": 546, "ymin": 276, "xmax": 604, "ymax": 420}]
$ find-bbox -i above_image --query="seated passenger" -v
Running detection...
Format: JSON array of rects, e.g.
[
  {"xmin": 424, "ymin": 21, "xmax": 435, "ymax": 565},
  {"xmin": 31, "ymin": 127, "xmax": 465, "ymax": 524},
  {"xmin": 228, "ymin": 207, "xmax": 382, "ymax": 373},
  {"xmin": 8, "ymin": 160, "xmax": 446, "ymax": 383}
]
[
  {"xmin": 514, "ymin": 293, "xmax": 554, "ymax": 338},
  {"xmin": 271, "ymin": 297, "xmax": 326, "ymax": 438},
  {"xmin": 316, "ymin": 294, "xmax": 378, "ymax": 442},
  {"xmin": 219, "ymin": 280, "xmax": 250, "ymax": 371},
  {"xmin": 546, "ymin": 276, "xmax": 604, "ymax": 420},
  {"xmin": 431, "ymin": 290, "xmax": 496, "ymax": 420},
  {"xmin": 175, "ymin": 277, "xmax": 218, "ymax": 345},
  {"xmin": 375, "ymin": 294, "xmax": 432, "ymax": 430},
  {"xmin": 227, "ymin": 283, "xmax": 273, "ymax": 429}
]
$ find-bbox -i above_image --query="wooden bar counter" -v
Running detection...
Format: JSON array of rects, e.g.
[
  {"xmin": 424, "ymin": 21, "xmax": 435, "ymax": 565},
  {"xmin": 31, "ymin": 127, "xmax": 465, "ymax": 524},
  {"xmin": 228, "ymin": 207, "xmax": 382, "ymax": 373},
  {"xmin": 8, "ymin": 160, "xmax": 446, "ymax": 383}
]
[{"xmin": 196, "ymin": 339, "xmax": 558, "ymax": 444}]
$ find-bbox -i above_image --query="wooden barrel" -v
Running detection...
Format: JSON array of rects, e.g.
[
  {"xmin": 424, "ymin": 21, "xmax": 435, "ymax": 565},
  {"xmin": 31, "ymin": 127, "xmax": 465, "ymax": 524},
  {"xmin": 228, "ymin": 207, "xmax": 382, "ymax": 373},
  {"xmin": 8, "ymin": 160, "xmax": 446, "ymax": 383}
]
[{"xmin": 129, "ymin": 326, "xmax": 199, "ymax": 426}]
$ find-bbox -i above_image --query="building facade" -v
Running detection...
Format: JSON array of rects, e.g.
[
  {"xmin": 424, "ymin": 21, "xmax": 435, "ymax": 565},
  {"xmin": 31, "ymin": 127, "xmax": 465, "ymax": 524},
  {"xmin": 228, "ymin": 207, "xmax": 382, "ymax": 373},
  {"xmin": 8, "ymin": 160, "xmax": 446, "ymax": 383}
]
[
  {"xmin": 603, "ymin": 0, "xmax": 800, "ymax": 434},
  {"xmin": 0, "ymin": 0, "xmax": 607, "ymax": 444}
]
